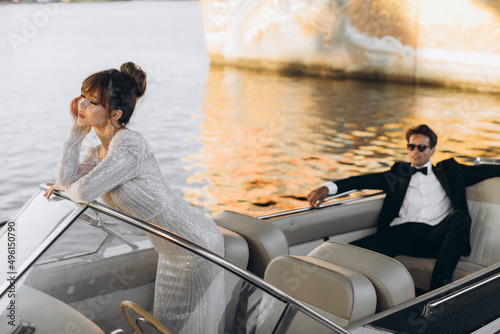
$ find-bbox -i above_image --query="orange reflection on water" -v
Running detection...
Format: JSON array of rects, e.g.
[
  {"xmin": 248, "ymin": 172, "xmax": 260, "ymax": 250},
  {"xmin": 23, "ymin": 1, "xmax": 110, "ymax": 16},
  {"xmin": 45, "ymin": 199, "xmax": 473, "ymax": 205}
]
[{"xmin": 183, "ymin": 66, "xmax": 500, "ymax": 217}]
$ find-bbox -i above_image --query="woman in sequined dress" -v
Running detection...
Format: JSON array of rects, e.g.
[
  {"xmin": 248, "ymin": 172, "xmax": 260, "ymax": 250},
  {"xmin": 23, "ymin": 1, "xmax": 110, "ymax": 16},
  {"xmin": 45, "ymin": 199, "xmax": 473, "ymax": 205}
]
[{"xmin": 44, "ymin": 62, "xmax": 225, "ymax": 333}]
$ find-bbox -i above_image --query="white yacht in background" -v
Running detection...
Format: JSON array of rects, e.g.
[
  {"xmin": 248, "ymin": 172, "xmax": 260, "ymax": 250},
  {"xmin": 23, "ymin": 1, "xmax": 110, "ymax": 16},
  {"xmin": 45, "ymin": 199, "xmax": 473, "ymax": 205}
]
[{"xmin": 199, "ymin": 0, "xmax": 500, "ymax": 92}]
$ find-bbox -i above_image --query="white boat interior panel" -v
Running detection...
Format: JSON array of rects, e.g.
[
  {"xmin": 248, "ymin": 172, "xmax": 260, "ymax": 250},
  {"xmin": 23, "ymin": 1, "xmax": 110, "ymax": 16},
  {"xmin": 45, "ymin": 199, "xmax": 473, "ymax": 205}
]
[{"xmin": 270, "ymin": 196, "xmax": 384, "ymax": 247}]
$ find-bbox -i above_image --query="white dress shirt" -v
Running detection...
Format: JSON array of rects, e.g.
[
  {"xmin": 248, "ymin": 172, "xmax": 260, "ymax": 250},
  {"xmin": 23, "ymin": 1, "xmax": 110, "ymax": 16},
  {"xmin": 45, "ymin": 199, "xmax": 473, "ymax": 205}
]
[{"xmin": 324, "ymin": 160, "xmax": 453, "ymax": 227}]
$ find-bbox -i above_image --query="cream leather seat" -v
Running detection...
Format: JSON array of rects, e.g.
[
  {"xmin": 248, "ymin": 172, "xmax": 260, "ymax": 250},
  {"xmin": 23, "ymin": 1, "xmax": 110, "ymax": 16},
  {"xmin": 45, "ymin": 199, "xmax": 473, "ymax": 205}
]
[
  {"xmin": 214, "ymin": 211, "xmax": 289, "ymax": 277},
  {"xmin": 308, "ymin": 241, "xmax": 415, "ymax": 312},
  {"xmin": 263, "ymin": 241, "xmax": 415, "ymax": 327},
  {"xmin": 264, "ymin": 254, "xmax": 377, "ymax": 327},
  {"xmin": 219, "ymin": 226, "xmax": 249, "ymax": 269},
  {"xmin": 396, "ymin": 177, "xmax": 500, "ymax": 291}
]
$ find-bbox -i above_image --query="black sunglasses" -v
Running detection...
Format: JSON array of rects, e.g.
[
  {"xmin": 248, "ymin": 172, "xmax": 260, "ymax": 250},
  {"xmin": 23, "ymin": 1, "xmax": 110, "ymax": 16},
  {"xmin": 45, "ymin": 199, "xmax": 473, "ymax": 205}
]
[{"xmin": 407, "ymin": 144, "xmax": 430, "ymax": 152}]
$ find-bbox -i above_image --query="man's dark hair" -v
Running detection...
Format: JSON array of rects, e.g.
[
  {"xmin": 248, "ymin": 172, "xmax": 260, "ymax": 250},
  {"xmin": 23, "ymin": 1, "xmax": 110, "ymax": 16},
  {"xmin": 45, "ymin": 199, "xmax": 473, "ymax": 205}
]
[{"xmin": 406, "ymin": 124, "xmax": 438, "ymax": 148}]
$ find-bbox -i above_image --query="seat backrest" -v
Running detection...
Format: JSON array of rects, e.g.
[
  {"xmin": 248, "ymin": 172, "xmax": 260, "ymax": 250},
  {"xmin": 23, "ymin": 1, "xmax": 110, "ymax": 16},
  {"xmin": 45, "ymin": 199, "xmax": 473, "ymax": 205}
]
[
  {"xmin": 264, "ymin": 255, "xmax": 377, "ymax": 326},
  {"xmin": 308, "ymin": 241, "xmax": 415, "ymax": 312},
  {"xmin": 213, "ymin": 210, "xmax": 289, "ymax": 277},
  {"xmin": 396, "ymin": 177, "xmax": 500, "ymax": 291},
  {"xmin": 219, "ymin": 226, "xmax": 249, "ymax": 269},
  {"xmin": 464, "ymin": 177, "xmax": 500, "ymax": 267}
]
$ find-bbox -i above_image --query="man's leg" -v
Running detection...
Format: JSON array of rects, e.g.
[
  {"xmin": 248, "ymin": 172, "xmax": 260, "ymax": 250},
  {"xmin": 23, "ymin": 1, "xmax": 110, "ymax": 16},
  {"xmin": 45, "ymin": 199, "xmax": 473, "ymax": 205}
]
[
  {"xmin": 411, "ymin": 210, "xmax": 471, "ymax": 290},
  {"xmin": 350, "ymin": 223, "xmax": 433, "ymax": 257}
]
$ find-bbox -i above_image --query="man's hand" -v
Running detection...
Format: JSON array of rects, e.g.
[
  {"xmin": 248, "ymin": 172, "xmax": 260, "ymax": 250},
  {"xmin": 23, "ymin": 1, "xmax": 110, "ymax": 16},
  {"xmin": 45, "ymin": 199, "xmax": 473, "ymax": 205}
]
[{"xmin": 307, "ymin": 186, "xmax": 329, "ymax": 208}]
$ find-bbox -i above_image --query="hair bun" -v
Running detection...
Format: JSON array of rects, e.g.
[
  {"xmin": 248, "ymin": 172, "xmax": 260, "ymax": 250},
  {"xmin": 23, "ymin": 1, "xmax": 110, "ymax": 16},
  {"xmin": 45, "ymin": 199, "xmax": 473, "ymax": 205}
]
[{"xmin": 120, "ymin": 61, "xmax": 147, "ymax": 98}]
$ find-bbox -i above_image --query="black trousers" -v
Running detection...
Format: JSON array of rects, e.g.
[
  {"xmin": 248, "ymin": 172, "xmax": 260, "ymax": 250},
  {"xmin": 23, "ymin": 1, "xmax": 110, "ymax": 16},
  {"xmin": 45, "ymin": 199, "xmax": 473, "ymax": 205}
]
[{"xmin": 350, "ymin": 210, "xmax": 471, "ymax": 290}]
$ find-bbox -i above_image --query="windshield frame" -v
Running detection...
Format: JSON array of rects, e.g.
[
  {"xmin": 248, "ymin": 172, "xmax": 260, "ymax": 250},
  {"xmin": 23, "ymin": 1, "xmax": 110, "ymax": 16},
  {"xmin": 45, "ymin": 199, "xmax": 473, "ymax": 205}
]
[
  {"xmin": 3, "ymin": 184, "xmax": 350, "ymax": 334},
  {"xmin": 0, "ymin": 191, "xmax": 87, "ymax": 297}
]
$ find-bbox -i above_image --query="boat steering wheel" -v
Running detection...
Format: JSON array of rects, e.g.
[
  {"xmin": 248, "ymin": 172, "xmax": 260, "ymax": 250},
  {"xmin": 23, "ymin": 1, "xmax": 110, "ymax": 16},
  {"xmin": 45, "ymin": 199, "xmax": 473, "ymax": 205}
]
[{"xmin": 120, "ymin": 300, "xmax": 172, "ymax": 334}]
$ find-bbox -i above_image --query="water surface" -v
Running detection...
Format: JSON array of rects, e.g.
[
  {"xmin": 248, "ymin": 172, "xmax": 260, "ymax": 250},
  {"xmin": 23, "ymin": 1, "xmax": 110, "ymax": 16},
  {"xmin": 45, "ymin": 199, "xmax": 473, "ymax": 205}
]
[{"xmin": 1, "ymin": 1, "xmax": 499, "ymax": 222}]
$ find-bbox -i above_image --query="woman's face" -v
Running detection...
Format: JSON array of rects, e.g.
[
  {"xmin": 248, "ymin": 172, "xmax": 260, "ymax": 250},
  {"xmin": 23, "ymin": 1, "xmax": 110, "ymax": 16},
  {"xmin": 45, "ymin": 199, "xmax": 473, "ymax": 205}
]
[{"xmin": 77, "ymin": 90, "xmax": 109, "ymax": 128}]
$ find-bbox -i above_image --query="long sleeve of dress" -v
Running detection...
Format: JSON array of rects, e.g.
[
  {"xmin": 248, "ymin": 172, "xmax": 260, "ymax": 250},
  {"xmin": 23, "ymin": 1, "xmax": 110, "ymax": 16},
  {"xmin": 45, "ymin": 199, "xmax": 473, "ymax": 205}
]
[
  {"xmin": 55, "ymin": 126, "xmax": 225, "ymax": 333},
  {"xmin": 55, "ymin": 126, "xmax": 142, "ymax": 203},
  {"xmin": 55, "ymin": 122, "xmax": 95, "ymax": 188}
]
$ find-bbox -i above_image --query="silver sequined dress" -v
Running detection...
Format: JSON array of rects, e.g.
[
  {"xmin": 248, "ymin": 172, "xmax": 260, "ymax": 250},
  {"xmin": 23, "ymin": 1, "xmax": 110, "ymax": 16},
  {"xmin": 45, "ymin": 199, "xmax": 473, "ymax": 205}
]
[{"xmin": 55, "ymin": 123, "xmax": 225, "ymax": 333}]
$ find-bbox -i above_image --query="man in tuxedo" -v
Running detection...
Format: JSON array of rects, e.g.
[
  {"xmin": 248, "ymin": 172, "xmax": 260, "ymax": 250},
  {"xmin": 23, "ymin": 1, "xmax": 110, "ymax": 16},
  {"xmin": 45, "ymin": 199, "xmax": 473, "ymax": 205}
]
[{"xmin": 307, "ymin": 124, "xmax": 500, "ymax": 290}]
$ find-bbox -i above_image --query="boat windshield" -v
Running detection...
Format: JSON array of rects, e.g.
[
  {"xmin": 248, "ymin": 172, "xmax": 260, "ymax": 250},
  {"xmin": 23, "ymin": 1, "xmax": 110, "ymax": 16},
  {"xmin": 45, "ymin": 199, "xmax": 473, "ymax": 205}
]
[{"xmin": 0, "ymin": 189, "xmax": 345, "ymax": 334}]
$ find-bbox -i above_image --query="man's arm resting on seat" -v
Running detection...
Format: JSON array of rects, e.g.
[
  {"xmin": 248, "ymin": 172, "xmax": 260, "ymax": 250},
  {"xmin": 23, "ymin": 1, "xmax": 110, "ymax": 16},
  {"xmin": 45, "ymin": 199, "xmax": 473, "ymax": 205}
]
[
  {"xmin": 463, "ymin": 163, "xmax": 500, "ymax": 187},
  {"xmin": 308, "ymin": 171, "xmax": 389, "ymax": 208}
]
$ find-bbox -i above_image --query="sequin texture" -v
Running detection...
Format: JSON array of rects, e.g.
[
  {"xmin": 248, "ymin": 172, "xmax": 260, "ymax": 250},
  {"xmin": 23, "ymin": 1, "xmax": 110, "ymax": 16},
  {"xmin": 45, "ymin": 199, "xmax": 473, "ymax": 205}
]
[{"xmin": 55, "ymin": 123, "xmax": 225, "ymax": 333}]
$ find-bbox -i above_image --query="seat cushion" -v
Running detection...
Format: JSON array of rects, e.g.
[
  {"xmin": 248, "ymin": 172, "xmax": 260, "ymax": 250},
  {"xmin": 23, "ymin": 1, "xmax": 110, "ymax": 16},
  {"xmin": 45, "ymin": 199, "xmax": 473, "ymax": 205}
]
[
  {"xmin": 395, "ymin": 256, "xmax": 487, "ymax": 291},
  {"xmin": 396, "ymin": 178, "xmax": 500, "ymax": 290},
  {"xmin": 309, "ymin": 241, "xmax": 415, "ymax": 312},
  {"xmin": 264, "ymin": 255, "xmax": 376, "ymax": 324},
  {"xmin": 464, "ymin": 177, "xmax": 500, "ymax": 267}
]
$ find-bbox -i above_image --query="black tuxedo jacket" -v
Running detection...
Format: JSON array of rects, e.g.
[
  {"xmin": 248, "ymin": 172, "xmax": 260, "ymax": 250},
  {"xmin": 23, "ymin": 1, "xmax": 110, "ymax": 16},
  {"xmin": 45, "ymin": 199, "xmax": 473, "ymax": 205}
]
[{"xmin": 335, "ymin": 158, "xmax": 500, "ymax": 236}]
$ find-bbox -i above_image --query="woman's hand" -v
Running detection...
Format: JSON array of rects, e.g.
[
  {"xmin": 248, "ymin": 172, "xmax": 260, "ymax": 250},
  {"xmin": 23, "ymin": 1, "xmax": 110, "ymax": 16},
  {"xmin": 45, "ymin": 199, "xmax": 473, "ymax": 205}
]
[
  {"xmin": 307, "ymin": 186, "xmax": 329, "ymax": 208},
  {"xmin": 44, "ymin": 183, "xmax": 60, "ymax": 199},
  {"xmin": 70, "ymin": 96, "xmax": 80, "ymax": 119},
  {"xmin": 70, "ymin": 96, "xmax": 91, "ymax": 135}
]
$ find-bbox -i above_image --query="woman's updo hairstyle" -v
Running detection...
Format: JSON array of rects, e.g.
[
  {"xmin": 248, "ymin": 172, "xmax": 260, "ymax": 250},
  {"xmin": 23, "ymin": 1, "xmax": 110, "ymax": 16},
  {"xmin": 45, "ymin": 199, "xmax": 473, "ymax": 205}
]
[{"xmin": 81, "ymin": 61, "xmax": 147, "ymax": 127}]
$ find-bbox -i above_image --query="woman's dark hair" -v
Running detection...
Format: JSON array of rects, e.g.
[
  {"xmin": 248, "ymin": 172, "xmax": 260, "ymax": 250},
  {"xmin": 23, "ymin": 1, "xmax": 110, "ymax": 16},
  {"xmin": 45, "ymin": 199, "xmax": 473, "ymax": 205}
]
[
  {"xmin": 81, "ymin": 62, "xmax": 147, "ymax": 127},
  {"xmin": 406, "ymin": 124, "xmax": 438, "ymax": 148}
]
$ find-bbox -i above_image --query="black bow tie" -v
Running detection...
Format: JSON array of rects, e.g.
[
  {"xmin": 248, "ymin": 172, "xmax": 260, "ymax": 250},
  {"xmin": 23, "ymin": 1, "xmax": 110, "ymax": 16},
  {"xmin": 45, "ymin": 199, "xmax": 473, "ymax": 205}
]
[{"xmin": 411, "ymin": 166, "xmax": 428, "ymax": 175}]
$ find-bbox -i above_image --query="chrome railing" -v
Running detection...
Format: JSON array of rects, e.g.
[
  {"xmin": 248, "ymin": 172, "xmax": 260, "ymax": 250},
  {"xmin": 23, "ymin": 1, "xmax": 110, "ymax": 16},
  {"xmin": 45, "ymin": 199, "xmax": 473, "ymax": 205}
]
[
  {"xmin": 38, "ymin": 184, "xmax": 350, "ymax": 334},
  {"xmin": 257, "ymin": 189, "xmax": 384, "ymax": 220},
  {"xmin": 422, "ymin": 272, "xmax": 500, "ymax": 316},
  {"xmin": 473, "ymin": 157, "xmax": 500, "ymax": 166}
]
